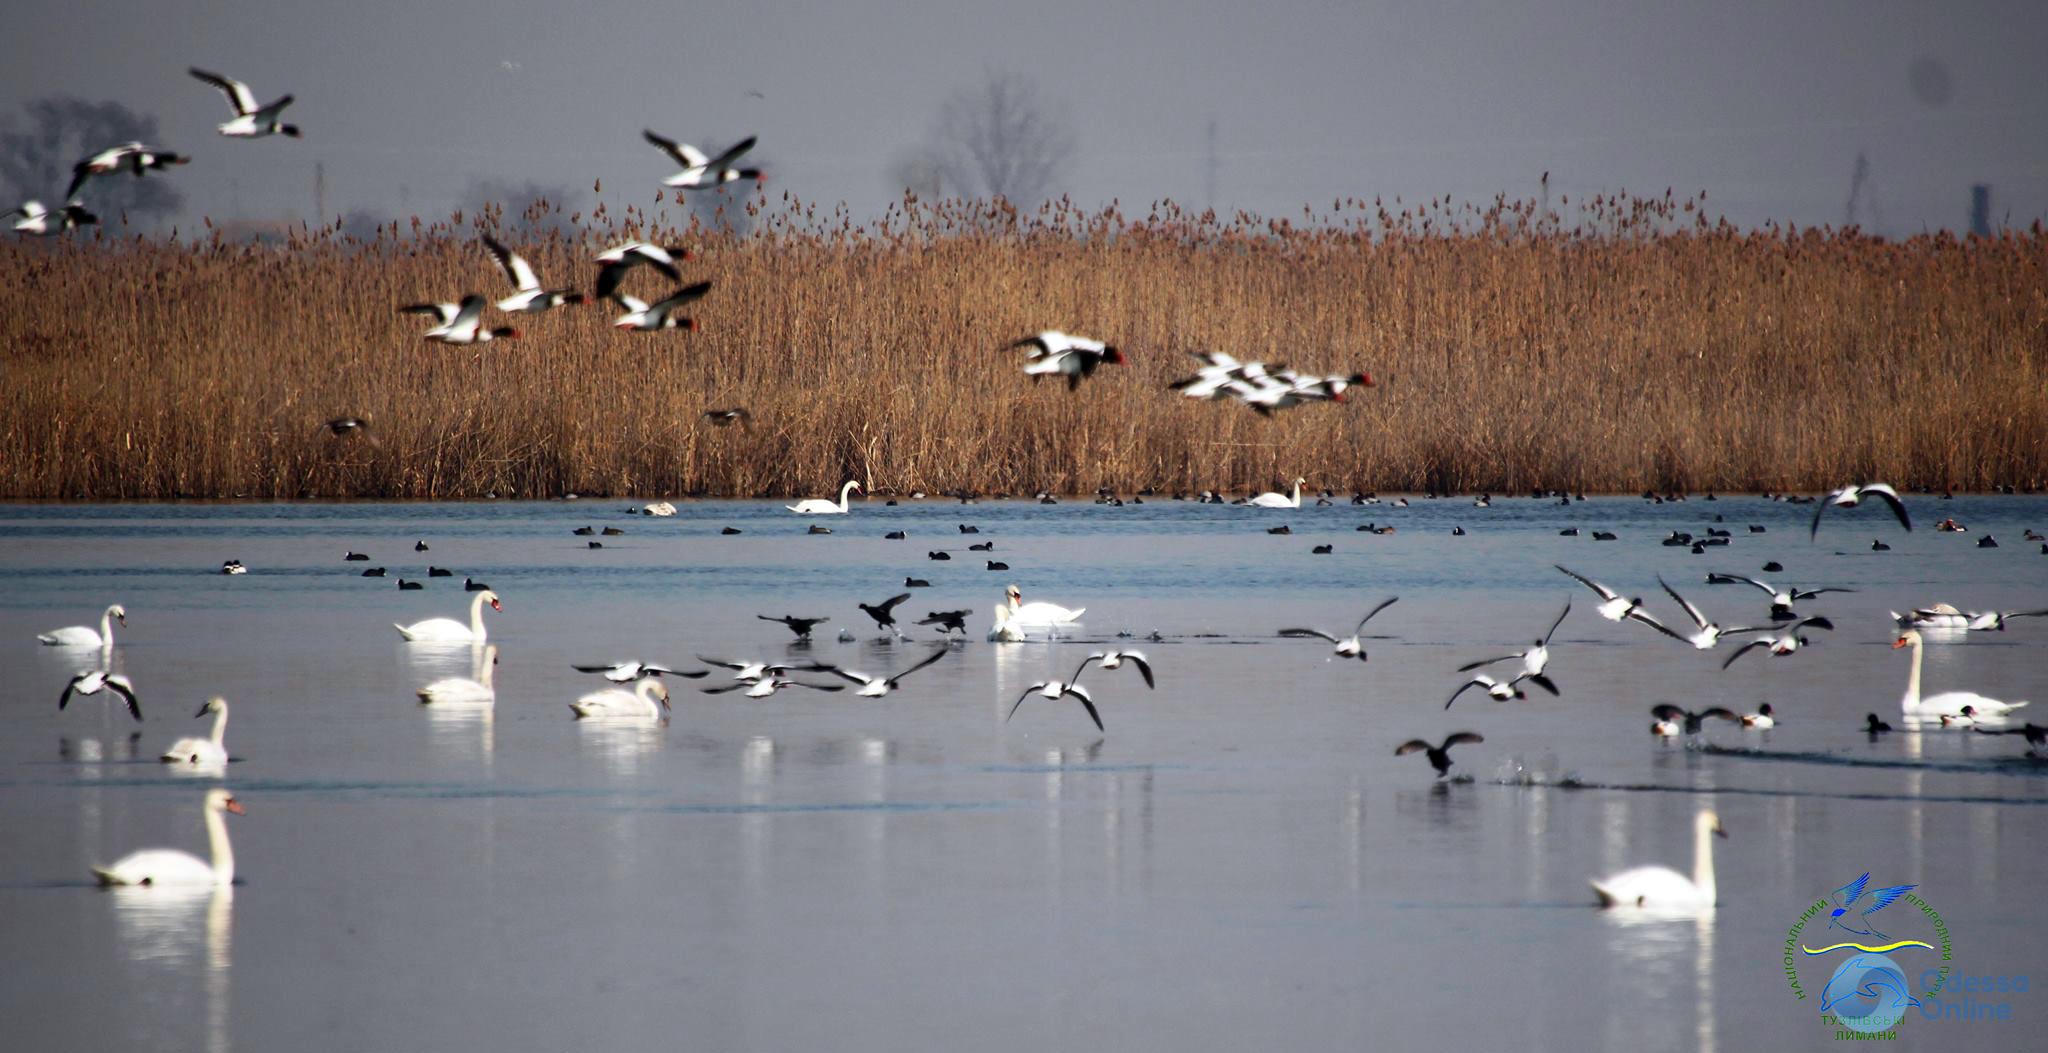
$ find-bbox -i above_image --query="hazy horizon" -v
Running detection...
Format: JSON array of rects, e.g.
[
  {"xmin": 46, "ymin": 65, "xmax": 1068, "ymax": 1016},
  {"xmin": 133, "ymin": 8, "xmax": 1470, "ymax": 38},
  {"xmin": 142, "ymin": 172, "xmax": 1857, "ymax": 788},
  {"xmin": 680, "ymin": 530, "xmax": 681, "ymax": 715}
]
[{"xmin": 5, "ymin": 0, "xmax": 2046, "ymax": 235}]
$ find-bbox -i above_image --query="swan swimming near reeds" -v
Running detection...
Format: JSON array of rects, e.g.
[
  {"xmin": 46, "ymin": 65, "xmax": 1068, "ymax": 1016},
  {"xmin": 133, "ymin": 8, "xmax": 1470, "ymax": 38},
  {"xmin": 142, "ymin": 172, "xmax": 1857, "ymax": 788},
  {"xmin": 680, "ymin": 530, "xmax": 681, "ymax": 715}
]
[
  {"xmin": 788, "ymin": 481, "xmax": 861, "ymax": 515},
  {"xmin": 1250, "ymin": 477, "xmax": 1305, "ymax": 508}
]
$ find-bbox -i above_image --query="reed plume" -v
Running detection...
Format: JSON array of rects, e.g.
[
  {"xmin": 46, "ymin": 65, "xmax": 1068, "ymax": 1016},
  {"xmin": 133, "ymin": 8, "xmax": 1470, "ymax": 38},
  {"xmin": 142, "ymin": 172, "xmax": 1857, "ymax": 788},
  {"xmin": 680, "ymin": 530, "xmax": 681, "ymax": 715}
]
[{"xmin": 2, "ymin": 190, "xmax": 2041, "ymax": 498}]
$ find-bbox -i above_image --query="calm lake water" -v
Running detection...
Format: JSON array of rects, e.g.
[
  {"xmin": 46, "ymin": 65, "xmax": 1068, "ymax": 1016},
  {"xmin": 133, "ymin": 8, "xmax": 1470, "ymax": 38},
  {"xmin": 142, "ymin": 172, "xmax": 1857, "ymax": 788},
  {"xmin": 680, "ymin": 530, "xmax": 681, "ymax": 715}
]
[{"xmin": 3, "ymin": 494, "xmax": 2045, "ymax": 1051}]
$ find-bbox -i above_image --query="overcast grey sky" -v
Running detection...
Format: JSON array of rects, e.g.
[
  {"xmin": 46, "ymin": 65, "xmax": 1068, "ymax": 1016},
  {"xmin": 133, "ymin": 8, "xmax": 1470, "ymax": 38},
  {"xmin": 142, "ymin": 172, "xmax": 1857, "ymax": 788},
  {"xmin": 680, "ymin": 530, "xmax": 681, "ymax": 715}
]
[{"xmin": 5, "ymin": 0, "xmax": 2044, "ymax": 233}]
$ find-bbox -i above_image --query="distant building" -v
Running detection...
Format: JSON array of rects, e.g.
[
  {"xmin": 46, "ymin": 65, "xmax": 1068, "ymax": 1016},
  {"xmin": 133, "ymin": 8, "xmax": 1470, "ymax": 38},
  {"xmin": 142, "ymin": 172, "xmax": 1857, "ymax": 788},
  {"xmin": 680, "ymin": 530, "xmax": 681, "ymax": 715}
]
[{"xmin": 1970, "ymin": 184, "xmax": 1991, "ymax": 236}]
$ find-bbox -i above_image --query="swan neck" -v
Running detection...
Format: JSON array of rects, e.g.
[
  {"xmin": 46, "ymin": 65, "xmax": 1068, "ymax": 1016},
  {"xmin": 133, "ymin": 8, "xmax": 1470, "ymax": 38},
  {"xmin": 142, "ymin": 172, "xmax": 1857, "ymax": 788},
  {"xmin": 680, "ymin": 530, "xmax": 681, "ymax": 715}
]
[
  {"xmin": 206, "ymin": 802, "xmax": 235, "ymax": 887},
  {"xmin": 1693, "ymin": 815, "xmax": 1716, "ymax": 904},
  {"xmin": 1903, "ymin": 635, "xmax": 1922, "ymax": 709},
  {"xmin": 639, "ymin": 679, "xmax": 663, "ymax": 716},
  {"xmin": 210, "ymin": 703, "xmax": 229, "ymax": 747},
  {"xmin": 470, "ymin": 592, "xmax": 489, "ymax": 639},
  {"xmin": 101, "ymin": 608, "xmax": 117, "ymax": 642}
]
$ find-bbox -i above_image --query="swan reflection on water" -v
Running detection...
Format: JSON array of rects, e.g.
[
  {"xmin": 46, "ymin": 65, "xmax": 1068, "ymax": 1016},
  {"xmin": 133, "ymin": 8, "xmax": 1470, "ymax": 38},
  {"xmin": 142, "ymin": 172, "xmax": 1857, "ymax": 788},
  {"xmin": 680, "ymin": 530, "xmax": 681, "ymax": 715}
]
[
  {"xmin": 424, "ymin": 702, "xmax": 495, "ymax": 768},
  {"xmin": 107, "ymin": 885, "xmax": 234, "ymax": 1053},
  {"xmin": 575, "ymin": 719, "xmax": 665, "ymax": 774},
  {"xmin": 398, "ymin": 638, "xmax": 493, "ymax": 682}
]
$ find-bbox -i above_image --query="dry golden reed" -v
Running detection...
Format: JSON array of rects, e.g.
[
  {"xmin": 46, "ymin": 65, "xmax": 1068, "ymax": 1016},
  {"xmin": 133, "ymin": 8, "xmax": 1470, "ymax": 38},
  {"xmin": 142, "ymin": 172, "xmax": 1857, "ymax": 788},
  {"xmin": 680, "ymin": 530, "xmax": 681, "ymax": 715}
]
[{"xmin": 2, "ymin": 190, "xmax": 2043, "ymax": 499}]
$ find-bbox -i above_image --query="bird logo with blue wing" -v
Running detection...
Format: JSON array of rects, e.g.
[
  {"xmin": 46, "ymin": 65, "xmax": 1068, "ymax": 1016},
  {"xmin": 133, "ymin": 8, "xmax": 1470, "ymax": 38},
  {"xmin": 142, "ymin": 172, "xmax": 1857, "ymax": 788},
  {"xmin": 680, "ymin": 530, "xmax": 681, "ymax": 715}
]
[{"xmin": 1807, "ymin": 873, "xmax": 1930, "ymax": 953}]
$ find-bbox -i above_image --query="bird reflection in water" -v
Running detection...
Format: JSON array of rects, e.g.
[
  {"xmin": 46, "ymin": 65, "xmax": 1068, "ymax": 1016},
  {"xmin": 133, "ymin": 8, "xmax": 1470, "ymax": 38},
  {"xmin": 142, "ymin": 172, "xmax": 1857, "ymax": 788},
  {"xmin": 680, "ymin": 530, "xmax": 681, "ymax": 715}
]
[{"xmin": 107, "ymin": 885, "xmax": 234, "ymax": 1053}]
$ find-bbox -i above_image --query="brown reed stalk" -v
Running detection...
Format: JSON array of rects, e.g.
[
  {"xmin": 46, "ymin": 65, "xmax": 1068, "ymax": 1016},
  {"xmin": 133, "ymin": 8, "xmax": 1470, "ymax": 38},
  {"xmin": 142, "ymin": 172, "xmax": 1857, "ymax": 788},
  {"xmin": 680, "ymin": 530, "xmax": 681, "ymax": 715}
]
[{"xmin": 0, "ymin": 191, "xmax": 2043, "ymax": 499}]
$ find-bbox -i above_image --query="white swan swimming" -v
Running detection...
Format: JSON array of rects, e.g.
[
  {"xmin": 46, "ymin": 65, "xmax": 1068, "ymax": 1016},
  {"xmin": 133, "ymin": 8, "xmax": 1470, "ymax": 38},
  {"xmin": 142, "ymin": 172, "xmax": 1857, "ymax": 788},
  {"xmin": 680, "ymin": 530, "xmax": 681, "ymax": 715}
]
[
  {"xmin": 788, "ymin": 480, "xmax": 861, "ymax": 514},
  {"xmin": 1591, "ymin": 808, "xmax": 1725, "ymax": 910},
  {"xmin": 1003, "ymin": 583, "xmax": 1084, "ymax": 625},
  {"xmin": 161, "ymin": 697, "xmax": 230, "ymax": 765},
  {"xmin": 38, "ymin": 604, "xmax": 126, "ymax": 648},
  {"xmin": 987, "ymin": 605, "xmax": 1028, "ymax": 642},
  {"xmin": 1891, "ymin": 605, "xmax": 2048, "ymax": 632},
  {"xmin": 1893, "ymin": 629, "xmax": 2029, "ymax": 718},
  {"xmin": 93, "ymin": 788, "xmax": 242, "ymax": 888},
  {"xmin": 569, "ymin": 677, "xmax": 669, "ymax": 720},
  {"xmin": 395, "ymin": 590, "xmax": 501, "ymax": 642},
  {"xmin": 1891, "ymin": 603, "xmax": 1969, "ymax": 630},
  {"xmin": 1249, "ymin": 477, "xmax": 1306, "ymax": 509},
  {"xmin": 417, "ymin": 644, "xmax": 497, "ymax": 704}
]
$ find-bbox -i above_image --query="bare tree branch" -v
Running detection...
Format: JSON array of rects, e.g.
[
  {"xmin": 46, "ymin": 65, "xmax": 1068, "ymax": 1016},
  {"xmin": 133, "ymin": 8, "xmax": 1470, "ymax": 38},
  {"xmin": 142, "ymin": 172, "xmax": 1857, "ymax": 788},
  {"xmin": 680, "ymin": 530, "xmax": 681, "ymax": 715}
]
[{"xmin": 924, "ymin": 73, "xmax": 1075, "ymax": 203}]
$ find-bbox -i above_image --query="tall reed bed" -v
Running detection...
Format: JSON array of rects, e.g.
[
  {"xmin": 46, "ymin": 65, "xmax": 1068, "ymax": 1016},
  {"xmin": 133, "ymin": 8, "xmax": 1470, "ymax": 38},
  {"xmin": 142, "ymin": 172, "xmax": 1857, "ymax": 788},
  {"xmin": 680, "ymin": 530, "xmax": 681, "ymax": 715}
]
[{"xmin": 2, "ymin": 191, "xmax": 2043, "ymax": 498}]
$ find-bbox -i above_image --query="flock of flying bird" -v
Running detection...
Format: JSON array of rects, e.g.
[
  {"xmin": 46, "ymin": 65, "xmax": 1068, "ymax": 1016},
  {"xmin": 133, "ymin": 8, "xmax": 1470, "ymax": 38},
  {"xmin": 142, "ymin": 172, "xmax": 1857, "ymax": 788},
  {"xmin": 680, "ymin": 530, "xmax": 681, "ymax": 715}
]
[{"xmin": 10, "ymin": 66, "xmax": 1381, "ymax": 430}]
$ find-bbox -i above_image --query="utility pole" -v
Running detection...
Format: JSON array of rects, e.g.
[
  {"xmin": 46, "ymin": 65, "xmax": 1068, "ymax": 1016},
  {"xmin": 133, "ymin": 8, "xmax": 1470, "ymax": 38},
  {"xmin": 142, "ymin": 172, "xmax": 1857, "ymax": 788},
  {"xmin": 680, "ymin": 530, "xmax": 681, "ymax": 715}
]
[
  {"xmin": 1845, "ymin": 152, "xmax": 1868, "ymax": 229},
  {"xmin": 1205, "ymin": 118, "xmax": 1217, "ymax": 212}
]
